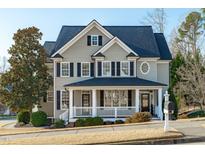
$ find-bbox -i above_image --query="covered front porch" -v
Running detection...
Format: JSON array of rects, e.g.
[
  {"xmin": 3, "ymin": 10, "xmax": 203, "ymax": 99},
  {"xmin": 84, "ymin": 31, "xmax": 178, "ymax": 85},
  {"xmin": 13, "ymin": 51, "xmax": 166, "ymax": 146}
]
[{"xmin": 60, "ymin": 77, "xmax": 165, "ymax": 121}]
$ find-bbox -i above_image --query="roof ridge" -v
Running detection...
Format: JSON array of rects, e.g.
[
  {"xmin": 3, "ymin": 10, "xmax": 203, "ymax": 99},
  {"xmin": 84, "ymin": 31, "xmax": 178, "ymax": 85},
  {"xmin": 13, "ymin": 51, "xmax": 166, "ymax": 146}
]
[
  {"xmin": 44, "ymin": 41, "xmax": 56, "ymax": 43},
  {"xmin": 60, "ymin": 25, "xmax": 152, "ymax": 27}
]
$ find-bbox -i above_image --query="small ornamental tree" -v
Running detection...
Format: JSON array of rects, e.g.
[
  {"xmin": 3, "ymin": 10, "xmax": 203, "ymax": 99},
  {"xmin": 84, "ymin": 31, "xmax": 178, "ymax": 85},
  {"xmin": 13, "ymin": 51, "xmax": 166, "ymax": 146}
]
[{"xmin": 0, "ymin": 27, "xmax": 52, "ymax": 114}]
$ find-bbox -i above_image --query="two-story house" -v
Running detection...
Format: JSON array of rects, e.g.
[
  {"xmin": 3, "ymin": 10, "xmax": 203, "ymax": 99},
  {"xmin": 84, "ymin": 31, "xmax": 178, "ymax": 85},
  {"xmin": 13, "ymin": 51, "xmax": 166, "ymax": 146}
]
[{"xmin": 41, "ymin": 20, "xmax": 172, "ymax": 122}]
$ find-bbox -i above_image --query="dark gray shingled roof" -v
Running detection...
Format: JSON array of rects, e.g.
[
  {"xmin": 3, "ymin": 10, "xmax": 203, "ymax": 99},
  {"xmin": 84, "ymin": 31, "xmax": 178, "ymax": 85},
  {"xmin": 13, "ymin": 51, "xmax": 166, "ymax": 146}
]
[
  {"xmin": 44, "ymin": 24, "xmax": 172, "ymax": 60},
  {"xmin": 43, "ymin": 41, "xmax": 56, "ymax": 56},
  {"xmin": 154, "ymin": 33, "xmax": 172, "ymax": 60},
  {"xmin": 64, "ymin": 77, "xmax": 167, "ymax": 87}
]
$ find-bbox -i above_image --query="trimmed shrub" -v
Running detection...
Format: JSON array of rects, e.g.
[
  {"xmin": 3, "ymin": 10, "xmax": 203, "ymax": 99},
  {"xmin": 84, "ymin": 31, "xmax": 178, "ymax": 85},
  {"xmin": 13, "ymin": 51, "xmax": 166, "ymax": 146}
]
[
  {"xmin": 125, "ymin": 112, "xmax": 151, "ymax": 123},
  {"xmin": 75, "ymin": 118, "xmax": 86, "ymax": 127},
  {"xmin": 75, "ymin": 117, "xmax": 104, "ymax": 127},
  {"xmin": 31, "ymin": 111, "xmax": 48, "ymax": 127},
  {"xmin": 187, "ymin": 110, "xmax": 205, "ymax": 118},
  {"xmin": 54, "ymin": 119, "xmax": 65, "ymax": 128},
  {"xmin": 17, "ymin": 111, "xmax": 30, "ymax": 124},
  {"xmin": 114, "ymin": 119, "xmax": 124, "ymax": 124},
  {"xmin": 178, "ymin": 114, "xmax": 188, "ymax": 119},
  {"xmin": 104, "ymin": 121, "xmax": 113, "ymax": 125}
]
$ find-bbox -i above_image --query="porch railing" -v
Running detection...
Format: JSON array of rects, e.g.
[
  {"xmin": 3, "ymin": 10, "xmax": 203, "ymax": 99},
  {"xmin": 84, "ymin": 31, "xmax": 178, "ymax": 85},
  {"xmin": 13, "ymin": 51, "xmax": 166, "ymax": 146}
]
[{"xmin": 73, "ymin": 106, "xmax": 136, "ymax": 118}]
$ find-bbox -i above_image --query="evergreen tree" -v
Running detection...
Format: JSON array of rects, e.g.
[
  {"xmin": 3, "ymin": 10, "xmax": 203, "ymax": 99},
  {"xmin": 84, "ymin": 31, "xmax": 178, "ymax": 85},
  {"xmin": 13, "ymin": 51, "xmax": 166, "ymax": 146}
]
[{"xmin": 0, "ymin": 27, "xmax": 52, "ymax": 114}]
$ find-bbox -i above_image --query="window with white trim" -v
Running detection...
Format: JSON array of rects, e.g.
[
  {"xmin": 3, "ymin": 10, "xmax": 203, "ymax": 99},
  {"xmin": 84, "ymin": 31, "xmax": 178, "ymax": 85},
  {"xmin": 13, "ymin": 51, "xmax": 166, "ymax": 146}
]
[
  {"xmin": 140, "ymin": 61, "xmax": 150, "ymax": 74},
  {"xmin": 91, "ymin": 35, "xmax": 98, "ymax": 46},
  {"xmin": 47, "ymin": 91, "xmax": 53, "ymax": 102},
  {"xmin": 81, "ymin": 62, "xmax": 90, "ymax": 77},
  {"xmin": 104, "ymin": 90, "xmax": 128, "ymax": 107},
  {"xmin": 121, "ymin": 61, "xmax": 129, "ymax": 76},
  {"xmin": 61, "ymin": 62, "xmax": 70, "ymax": 77},
  {"xmin": 61, "ymin": 91, "xmax": 69, "ymax": 110},
  {"xmin": 102, "ymin": 61, "xmax": 111, "ymax": 76}
]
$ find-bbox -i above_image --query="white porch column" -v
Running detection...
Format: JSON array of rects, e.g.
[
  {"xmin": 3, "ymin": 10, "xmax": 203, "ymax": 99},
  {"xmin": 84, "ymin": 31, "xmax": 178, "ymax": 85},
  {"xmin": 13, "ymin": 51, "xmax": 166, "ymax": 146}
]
[
  {"xmin": 92, "ymin": 89, "xmax": 97, "ymax": 117},
  {"xmin": 69, "ymin": 89, "xmax": 73, "ymax": 119},
  {"xmin": 135, "ymin": 89, "xmax": 140, "ymax": 112},
  {"xmin": 158, "ymin": 88, "xmax": 163, "ymax": 120}
]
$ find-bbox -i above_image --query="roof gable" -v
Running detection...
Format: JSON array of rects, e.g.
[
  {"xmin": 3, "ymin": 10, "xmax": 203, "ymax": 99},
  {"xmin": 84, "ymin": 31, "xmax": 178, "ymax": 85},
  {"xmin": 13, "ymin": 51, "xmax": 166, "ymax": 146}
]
[
  {"xmin": 93, "ymin": 37, "xmax": 138, "ymax": 56},
  {"xmin": 51, "ymin": 20, "xmax": 113, "ymax": 57}
]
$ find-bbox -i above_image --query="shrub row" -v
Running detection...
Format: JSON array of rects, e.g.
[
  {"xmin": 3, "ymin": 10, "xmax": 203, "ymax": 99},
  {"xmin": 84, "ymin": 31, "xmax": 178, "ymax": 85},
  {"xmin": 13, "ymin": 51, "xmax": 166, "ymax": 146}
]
[{"xmin": 75, "ymin": 117, "xmax": 103, "ymax": 127}]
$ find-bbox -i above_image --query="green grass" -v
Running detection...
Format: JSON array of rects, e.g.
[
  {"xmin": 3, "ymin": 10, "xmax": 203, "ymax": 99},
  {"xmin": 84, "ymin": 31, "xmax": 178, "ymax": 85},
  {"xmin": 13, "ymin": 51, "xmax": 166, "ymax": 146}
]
[{"xmin": 0, "ymin": 114, "xmax": 16, "ymax": 120}]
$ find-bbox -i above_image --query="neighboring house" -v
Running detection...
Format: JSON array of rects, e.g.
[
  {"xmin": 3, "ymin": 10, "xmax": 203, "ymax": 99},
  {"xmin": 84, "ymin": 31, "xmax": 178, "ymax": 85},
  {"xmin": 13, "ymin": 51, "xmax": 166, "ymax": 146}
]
[{"xmin": 41, "ymin": 20, "xmax": 172, "ymax": 122}]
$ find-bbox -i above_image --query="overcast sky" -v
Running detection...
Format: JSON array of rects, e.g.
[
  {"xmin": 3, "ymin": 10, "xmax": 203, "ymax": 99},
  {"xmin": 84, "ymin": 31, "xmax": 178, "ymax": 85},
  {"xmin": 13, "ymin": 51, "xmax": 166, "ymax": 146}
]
[{"xmin": 0, "ymin": 8, "xmax": 197, "ymax": 57}]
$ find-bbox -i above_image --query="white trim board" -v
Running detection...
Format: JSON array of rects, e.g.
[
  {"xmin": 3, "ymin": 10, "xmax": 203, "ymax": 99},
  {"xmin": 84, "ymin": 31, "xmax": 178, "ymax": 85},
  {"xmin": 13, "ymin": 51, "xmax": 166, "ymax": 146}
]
[
  {"xmin": 52, "ymin": 20, "xmax": 113, "ymax": 57},
  {"xmin": 93, "ymin": 37, "xmax": 138, "ymax": 56}
]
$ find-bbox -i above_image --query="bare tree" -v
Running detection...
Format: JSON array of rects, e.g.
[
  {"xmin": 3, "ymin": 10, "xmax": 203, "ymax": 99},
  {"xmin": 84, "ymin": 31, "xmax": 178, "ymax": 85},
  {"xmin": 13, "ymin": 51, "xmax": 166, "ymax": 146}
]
[
  {"xmin": 142, "ymin": 8, "xmax": 167, "ymax": 33},
  {"xmin": 176, "ymin": 53, "xmax": 205, "ymax": 109}
]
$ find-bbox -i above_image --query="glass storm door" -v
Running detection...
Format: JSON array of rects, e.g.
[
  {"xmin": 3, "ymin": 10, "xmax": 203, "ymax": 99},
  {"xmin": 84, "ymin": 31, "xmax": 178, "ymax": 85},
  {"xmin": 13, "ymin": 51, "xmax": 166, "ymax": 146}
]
[
  {"xmin": 141, "ymin": 94, "xmax": 150, "ymax": 112},
  {"xmin": 82, "ymin": 93, "xmax": 91, "ymax": 115}
]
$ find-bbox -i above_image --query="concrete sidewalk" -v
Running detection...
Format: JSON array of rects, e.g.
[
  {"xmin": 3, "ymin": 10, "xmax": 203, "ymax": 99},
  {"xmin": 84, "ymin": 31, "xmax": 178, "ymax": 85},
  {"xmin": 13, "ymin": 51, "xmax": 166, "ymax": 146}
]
[{"xmin": 0, "ymin": 118, "xmax": 204, "ymax": 144}]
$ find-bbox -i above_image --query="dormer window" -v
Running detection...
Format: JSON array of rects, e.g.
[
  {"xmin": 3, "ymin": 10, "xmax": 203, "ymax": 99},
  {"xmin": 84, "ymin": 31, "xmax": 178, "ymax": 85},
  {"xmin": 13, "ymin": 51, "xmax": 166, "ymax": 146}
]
[
  {"xmin": 87, "ymin": 35, "xmax": 102, "ymax": 46},
  {"xmin": 91, "ymin": 35, "xmax": 98, "ymax": 46}
]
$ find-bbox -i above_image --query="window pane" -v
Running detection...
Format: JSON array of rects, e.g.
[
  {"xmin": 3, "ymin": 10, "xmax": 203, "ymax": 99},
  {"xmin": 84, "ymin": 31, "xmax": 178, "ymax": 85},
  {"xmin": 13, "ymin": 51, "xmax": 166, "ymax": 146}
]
[
  {"xmin": 62, "ymin": 63, "xmax": 70, "ymax": 76},
  {"xmin": 47, "ymin": 91, "xmax": 53, "ymax": 102},
  {"xmin": 121, "ymin": 62, "xmax": 129, "ymax": 76},
  {"xmin": 82, "ymin": 63, "xmax": 90, "ymax": 76},
  {"xmin": 104, "ymin": 90, "xmax": 128, "ymax": 107},
  {"xmin": 103, "ymin": 62, "xmax": 111, "ymax": 76},
  {"xmin": 91, "ymin": 36, "xmax": 98, "ymax": 46},
  {"xmin": 62, "ymin": 91, "xmax": 69, "ymax": 110}
]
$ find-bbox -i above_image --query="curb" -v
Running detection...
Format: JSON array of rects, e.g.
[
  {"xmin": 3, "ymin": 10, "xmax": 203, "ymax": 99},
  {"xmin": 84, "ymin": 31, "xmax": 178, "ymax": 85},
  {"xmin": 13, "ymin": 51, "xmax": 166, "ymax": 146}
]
[{"xmin": 106, "ymin": 136, "xmax": 205, "ymax": 145}]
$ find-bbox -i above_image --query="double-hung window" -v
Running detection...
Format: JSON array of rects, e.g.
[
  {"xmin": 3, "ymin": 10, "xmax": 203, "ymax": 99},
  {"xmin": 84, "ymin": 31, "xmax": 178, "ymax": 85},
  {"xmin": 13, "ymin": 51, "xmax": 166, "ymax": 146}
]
[
  {"xmin": 102, "ymin": 61, "xmax": 111, "ymax": 76},
  {"xmin": 61, "ymin": 91, "xmax": 69, "ymax": 110},
  {"xmin": 47, "ymin": 91, "xmax": 53, "ymax": 102},
  {"xmin": 91, "ymin": 35, "xmax": 98, "ymax": 46},
  {"xmin": 121, "ymin": 61, "xmax": 129, "ymax": 76},
  {"xmin": 61, "ymin": 62, "xmax": 70, "ymax": 77},
  {"xmin": 81, "ymin": 62, "xmax": 90, "ymax": 77}
]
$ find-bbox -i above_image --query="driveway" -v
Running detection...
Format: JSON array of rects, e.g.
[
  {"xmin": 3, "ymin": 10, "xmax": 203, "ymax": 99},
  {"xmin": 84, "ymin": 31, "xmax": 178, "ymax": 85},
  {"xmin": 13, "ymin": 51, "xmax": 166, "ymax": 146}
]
[
  {"xmin": 0, "ymin": 118, "xmax": 204, "ymax": 143},
  {"xmin": 0, "ymin": 119, "xmax": 16, "ymax": 128}
]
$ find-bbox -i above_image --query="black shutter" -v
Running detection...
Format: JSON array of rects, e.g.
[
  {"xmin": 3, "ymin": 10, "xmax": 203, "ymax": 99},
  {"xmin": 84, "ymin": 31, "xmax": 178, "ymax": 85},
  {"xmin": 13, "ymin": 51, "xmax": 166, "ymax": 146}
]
[
  {"xmin": 70, "ymin": 63, "xmax": 74, "ymax": 77},
  {"xmin": 77, "ymin": 63, "xmax": 81, "ymax": 77},
  {"xmin": 111, "ymin": 62, "xmax": 115, "ymax": 76},
  {"xmin": 100, "ymin": 90, "xmax": 104, "ymax": 107},
  {"xmin": 130, "ymin": 61, "xmax": 134, "ymax": 76},
  {"xmin": 116, "ymin": 62, "xmax": 120, "ymax": 76},
  {"xmin": 43, "ymin": 92, "xmax": 47, "ymax": 102},
  {"xmin": 56, "ymin": 62, "xmax": 60, "ymax": 77},
  {"xmin": 128, "ymin": 90, "xmax": 132, "ymax": 107},
  {"xmin": 98, "ymin": 36, "xmax": 102, "ymax": 46},
  {"xmin": 97, "ymin": 61, "xmax": 102, "ymax": 76},
  {"xmin": 57, "ymin": 91, "xmax": 61, "ymax": 110},
  {"xmin": 90, "ymin": 62, "xmax": 94, "ymax": 77},
  {"xmin": 87, "ymin": 35, "xmax": 91, "ymax": 46}
]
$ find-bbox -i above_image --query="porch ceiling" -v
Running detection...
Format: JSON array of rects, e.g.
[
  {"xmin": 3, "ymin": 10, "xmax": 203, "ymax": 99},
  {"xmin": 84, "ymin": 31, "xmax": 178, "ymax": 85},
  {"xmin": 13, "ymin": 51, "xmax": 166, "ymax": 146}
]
[{"xmin": 64, "ymin": 77, "xmax": 167, "ymax": 87}]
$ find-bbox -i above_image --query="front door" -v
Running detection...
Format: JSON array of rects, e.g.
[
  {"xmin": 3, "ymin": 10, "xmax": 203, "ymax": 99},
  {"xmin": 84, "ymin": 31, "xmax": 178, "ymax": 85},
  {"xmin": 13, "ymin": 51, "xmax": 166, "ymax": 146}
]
[
  {"xmin": 82, "ymin": 92, "xmax": 91, "ymax": 115},
  {"xmin": 141, "ymin": 93, "xmax": 150, "ymax": 112}
]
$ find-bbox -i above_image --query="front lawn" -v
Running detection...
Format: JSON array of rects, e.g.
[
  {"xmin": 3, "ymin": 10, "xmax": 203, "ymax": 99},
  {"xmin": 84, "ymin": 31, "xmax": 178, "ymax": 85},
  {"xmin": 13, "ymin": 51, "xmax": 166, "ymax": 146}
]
[{"xmin": 0, "ymin": 128, "xmax": 183, "ymax": 145}]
